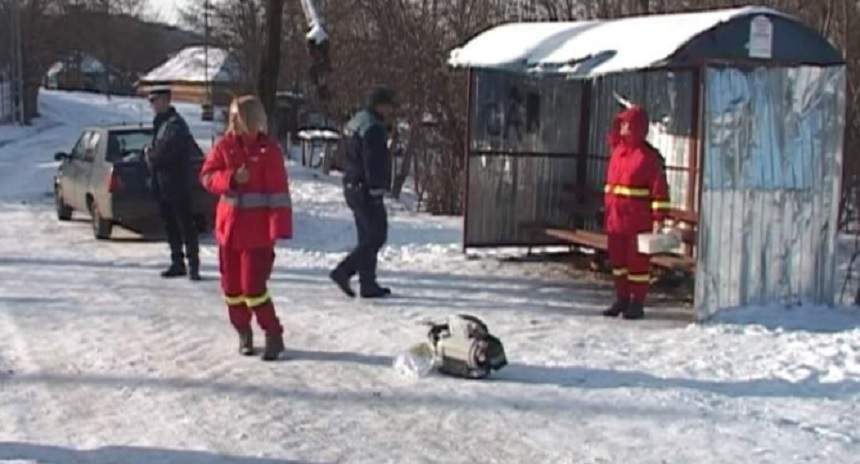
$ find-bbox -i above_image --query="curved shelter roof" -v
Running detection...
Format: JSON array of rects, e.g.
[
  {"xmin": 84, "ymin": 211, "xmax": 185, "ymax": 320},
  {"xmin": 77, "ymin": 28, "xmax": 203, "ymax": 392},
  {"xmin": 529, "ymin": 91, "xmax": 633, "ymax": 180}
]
[{"xmin": 448, "ymin": 6, "xmax": 843, "ymax": 77}]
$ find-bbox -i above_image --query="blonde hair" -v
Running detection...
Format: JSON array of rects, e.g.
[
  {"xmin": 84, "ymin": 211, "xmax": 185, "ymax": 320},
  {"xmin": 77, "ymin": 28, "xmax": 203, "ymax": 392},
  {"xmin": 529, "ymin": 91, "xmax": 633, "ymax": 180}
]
[{"xmin": 227, "ymin": 95, "xmax": 268, "ymax": 136}]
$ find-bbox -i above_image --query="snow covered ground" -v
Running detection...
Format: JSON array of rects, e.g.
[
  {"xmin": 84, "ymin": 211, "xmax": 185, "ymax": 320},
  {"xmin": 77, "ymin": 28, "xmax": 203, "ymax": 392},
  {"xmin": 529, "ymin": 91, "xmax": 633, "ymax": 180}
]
[{"xmin": 1, "ymin": 90, "xmax": 859, "ymax": 463}]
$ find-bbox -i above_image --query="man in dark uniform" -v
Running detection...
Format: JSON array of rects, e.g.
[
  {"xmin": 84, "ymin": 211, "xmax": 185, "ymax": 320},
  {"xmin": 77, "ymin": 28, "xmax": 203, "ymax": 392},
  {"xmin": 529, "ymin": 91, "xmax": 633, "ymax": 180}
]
[
  {"xmin": 330, "ymin": 86, "xmax": 395, "ymax": 298},
  {"xmin": 146, "ymin": 86, "xmax": 201, "ymax": 281}
]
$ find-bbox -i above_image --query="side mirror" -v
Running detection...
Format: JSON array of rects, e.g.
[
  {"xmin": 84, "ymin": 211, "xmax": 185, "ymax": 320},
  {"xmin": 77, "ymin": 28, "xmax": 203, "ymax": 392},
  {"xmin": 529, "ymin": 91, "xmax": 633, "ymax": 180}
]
[{"xmin": 54, "ymin": 152, "xmax": 69, "ymax": 161}]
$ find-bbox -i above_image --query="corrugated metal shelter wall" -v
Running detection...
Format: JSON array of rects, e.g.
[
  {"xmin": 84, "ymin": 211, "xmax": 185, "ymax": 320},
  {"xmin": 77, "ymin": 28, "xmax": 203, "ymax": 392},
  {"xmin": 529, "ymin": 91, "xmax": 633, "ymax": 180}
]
[
  {"xmin": 466, "ymin": 70, "xmax": 583, "ymax": 246},
  {"xmin": 583, "ymin": 71, "xmax": 696, "ymax": 231},
  {"xmin": 0, "ymin": 76, "xmax": 12, "ymax": 124},
  {"xmin": 467, "ymin": 155, "xmax": 579, "ymax": 244},
  {"xmin": 696, "ymin": 65, "xmax": 846, "ymax": 319},
  {"xmin": 465, "ymin": 69, "xmax": 697, "ymax": 246}
]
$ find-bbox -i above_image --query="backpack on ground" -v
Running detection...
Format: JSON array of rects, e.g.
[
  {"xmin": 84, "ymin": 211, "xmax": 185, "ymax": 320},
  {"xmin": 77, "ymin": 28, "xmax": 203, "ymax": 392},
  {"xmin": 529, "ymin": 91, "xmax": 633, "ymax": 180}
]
[{"xmin": 427, "ymin": 314, "xmax": 507, "ymax": 379}]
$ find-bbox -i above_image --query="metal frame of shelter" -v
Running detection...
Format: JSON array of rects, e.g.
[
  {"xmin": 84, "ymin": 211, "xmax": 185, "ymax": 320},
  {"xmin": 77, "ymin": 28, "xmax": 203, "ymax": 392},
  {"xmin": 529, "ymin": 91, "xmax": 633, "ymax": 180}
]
[{"xmin": 451, "ymin": 7, "xmax": 847, "ymax": 319}]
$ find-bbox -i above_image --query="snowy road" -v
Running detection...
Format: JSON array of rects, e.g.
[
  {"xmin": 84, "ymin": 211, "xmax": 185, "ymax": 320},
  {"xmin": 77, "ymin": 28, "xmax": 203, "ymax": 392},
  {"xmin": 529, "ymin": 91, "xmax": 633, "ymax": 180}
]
[{"xmin": 1, "ymin": 91, "xmax": 859, "ymax": 463}]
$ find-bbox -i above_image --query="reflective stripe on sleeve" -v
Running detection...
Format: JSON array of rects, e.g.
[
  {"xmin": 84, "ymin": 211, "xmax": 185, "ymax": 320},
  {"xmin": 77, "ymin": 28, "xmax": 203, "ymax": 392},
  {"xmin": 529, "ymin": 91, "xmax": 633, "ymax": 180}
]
[{"xmin": 604, "ymin": 184, "xmax": 651, "ymax": 198}]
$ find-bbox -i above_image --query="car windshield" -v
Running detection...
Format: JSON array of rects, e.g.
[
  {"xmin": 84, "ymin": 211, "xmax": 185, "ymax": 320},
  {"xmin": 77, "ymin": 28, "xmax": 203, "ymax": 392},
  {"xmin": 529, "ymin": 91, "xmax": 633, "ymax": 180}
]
[{"xmin": 107, "ymin": 130, "xmax": 153, "ymax": 162}]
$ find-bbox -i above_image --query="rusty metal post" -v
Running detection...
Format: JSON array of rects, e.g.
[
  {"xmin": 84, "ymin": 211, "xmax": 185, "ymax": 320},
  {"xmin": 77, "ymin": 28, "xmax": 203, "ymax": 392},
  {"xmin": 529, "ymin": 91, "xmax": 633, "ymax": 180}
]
[
  {"xmin": 687, "ymin": 66, "xmax": 704, "ymax": 259},
  {"xmin": 462, "ymin": 69, "xmax": 474, "ymax": 252},
  {"xmin": 575, "ymin": 80, "xmax": 593, "ymax": 229}
]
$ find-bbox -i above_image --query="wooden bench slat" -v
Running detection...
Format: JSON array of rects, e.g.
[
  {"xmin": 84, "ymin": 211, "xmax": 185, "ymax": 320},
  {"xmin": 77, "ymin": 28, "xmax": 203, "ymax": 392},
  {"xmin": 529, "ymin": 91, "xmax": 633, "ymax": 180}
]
[
  {"xmin": 545, "ymin": 228, "xmax": 608, "ymax": 250},
  {"xmin": 545, "ymin": 228, "xmax": 696, "ymax": 272}
]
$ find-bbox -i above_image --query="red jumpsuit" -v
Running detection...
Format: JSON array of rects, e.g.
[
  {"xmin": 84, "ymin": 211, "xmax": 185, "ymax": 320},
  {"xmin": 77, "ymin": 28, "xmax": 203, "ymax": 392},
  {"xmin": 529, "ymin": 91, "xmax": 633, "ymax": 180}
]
[
  {"xmin": 604, "ymin": 106, "xmax": 670, "ymax": 304},
  {"xmin": 200, "ymin": 133, "xmax": 293, "ymax": 335}
]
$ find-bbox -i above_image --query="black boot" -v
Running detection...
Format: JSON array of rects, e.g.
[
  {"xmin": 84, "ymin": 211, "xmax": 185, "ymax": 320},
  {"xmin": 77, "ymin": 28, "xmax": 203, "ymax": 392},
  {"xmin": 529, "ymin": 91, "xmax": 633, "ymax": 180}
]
[
  {"xmin": 188, "ymin": 258, "xmax": 201, "ymax": 281},
  {"xmin": 262, "ymin": 332, "xmax": 285, "ymax": 361},
  {"xmin": 360, "ymin": 284, "xmax": 391, "ymax": 299},
  {"xmin": 602, "ymin": 299, "xmax": 628, "ymax": 317},
  {"xmin": 329, "ymin": 269, "xmax": 355, "ymax": 297},
  {"xmin": 238, "ymin": 329, "xmax": 254, "ymax": 356},
  {"xmin": 623, "ymin": 301, "xmax": 645, "ymax": 320},
  {"xmin": 161, "ymin": 262, "xmax": 187, "ymax": 278}
]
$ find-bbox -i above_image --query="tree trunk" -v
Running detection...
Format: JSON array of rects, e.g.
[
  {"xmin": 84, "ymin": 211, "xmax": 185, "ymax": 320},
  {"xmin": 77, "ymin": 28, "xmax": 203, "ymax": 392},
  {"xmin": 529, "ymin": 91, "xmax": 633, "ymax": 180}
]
[
  {"xmin": 392, "ymin": 126, "xmax": 416, "ymax": 199},
  {"xmin": 258, "ymin": 0, "xmax": 283, "ymax": 135}
]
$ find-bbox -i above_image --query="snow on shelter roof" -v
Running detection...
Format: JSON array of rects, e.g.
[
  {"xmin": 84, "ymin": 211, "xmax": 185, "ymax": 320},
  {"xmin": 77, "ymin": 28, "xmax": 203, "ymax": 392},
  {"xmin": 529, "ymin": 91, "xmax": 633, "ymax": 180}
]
[
  {"xmin": 448, "ymin": 7, "xmax": 804, "ymax": 76},
  {"xmin": 141, "ymin": 46, "xmax": 239, "ymax": 84}
]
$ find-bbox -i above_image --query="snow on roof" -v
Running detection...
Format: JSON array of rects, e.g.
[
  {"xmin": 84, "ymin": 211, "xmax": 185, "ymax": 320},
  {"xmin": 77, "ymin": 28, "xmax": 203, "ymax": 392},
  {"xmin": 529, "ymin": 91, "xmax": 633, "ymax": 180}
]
[
  {"xmin": 46, "ymin": 53, "xmax": 107, "ymax": 76},
  {"xmin": 448, "ymin": 6, "xmax": 792, "ymax": 76},
  {"xmin": 140, "ymin": 46, "xmax": 239, "ymax": 83}
]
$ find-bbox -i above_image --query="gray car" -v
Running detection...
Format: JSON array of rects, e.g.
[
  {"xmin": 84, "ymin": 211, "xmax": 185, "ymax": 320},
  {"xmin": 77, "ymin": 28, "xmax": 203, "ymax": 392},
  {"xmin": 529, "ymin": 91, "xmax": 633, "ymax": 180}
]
[{"xmin": 53, "ymin": 125, "xmax": 216, "ymax": 240}]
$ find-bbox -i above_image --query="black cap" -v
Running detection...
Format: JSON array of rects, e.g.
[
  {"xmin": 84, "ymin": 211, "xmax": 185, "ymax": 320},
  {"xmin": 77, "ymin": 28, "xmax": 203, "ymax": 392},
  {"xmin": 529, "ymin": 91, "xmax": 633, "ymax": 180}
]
[
  {"xmin": 148, "ymin": 85, "xmax": 172, "ymax": 100},
  {"xmin": 367, "ymin": 86, "xmax": 396, "ymax": 108}
]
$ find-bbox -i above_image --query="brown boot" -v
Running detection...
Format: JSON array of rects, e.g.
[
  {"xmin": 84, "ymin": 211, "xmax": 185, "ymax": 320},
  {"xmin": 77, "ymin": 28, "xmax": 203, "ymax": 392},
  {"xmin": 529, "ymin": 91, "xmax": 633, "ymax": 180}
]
[
  {"xmin": 262, "ymin": 332, "xmax": 285, "ymax": 361},
  {"xmin": 238, "ymin": 329, "xmax": 254, "ymax": 356}
]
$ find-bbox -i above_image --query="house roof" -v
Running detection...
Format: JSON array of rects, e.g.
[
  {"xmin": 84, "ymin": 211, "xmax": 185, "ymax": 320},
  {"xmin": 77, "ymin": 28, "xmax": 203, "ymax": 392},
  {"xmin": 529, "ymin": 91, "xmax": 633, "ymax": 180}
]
[
  {"xmin": 46, "ymin": 53, "xmax": 108, "ymax": 76},
  {"xmin": 140, "ymin": 46, "xmax": 239, "ymax": 83},
  {"xmin": 448, "ymin": 6, "xmax": 842, "ymax": 77}
]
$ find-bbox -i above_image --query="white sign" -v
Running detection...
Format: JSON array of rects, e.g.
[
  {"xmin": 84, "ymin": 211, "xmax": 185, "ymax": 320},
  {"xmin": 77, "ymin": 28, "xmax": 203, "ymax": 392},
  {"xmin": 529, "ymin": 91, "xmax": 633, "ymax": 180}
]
[{"xmin": 749, "ymin": 15, "xmax": 773, "ymax": 59}]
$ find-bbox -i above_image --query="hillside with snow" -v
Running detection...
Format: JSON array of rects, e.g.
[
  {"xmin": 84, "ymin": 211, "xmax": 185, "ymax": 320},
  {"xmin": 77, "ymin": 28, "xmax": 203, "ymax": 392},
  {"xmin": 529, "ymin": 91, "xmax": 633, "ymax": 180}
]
[{"xmin": 0, "ymin": 90, "xmax": 858, "ymax": 463}]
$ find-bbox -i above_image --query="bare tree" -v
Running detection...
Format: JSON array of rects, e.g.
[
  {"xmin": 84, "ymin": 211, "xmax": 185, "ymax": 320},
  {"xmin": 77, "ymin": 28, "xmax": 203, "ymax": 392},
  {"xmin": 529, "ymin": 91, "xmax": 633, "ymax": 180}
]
[
  {"xmin": 258, "ymin": 0, "xmax": 284, "ymax": 132},
  {"xmin": 180, "ymin": 0, "xmax": 265, "ymax": 91}
]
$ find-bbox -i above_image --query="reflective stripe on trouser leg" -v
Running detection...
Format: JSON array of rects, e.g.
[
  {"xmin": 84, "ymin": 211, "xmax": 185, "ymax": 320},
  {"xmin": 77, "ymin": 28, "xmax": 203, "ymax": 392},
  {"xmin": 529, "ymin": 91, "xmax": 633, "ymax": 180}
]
[
  {"xmin": 220, "ymin": 246, "xmax": 251, "ymax": 330},
  {"xmin": 240, "ymin": 248, "xmax": 282, "ymax": 334},
  {"xmin": 224, "ymin": 294, "xmax": 245, "ymax": 305},
  {"xmin": 245, "ymin": 291, "xmax": 271, "ymax": 308},
  {"xmin": 607, "ymin": 233, "xmax": 630, "ymax": 300},
  {"xmin": 626, "ymin": 236, "xmax": 651, "ymax": 304},
  {"xmin": 627, "ymin": 274, "xmax": 650, "ymax": 283}
]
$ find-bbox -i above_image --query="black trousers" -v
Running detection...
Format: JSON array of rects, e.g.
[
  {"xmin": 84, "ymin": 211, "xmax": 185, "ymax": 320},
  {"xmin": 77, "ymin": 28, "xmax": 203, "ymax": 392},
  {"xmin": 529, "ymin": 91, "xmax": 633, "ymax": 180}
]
[
  {"xmin": 159, "ymin": 195, "xmax": 199, "ymax": 266},
  {"xmin": 336, "ymin": 185, "xmax": 387, "ymax": 287}
]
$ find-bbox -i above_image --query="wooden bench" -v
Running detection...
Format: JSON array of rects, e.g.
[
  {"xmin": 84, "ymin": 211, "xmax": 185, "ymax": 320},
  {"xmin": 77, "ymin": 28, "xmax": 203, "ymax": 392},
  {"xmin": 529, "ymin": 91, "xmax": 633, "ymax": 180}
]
[
  {"xmin": 546, "ymin": 228, "xmax": 607, "ymax": 249},
  {"xmin": 545, "ymin": 227, "xmax": 696, "ymax": 273}
]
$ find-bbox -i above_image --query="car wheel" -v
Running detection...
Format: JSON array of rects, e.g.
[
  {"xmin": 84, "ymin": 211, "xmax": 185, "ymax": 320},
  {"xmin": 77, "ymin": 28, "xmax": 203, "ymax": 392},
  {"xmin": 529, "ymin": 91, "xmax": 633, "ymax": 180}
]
[
  {"xmin": 90, "ymin": 201, "xmax": 113, "ymax": 240},
  {"xmin": 55, "ymin": 186, "xmax": 72, "ymax": 221}
]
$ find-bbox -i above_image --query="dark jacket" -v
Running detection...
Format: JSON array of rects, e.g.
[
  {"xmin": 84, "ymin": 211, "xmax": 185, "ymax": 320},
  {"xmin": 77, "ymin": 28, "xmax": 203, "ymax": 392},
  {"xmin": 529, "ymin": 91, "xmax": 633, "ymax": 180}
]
[
  {"xmin": 342, "ymin": 109, "xmax": 391, "ymax": 195},
  {"xmin": 148, "ymin": 107, "xmax": 200, "ymax": 201}
]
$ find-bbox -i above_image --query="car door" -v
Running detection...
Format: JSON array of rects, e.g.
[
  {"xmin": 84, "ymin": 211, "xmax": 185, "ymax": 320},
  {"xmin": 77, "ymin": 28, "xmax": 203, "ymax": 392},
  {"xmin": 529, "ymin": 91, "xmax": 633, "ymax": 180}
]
[
  {"xmin": 80, "ymin": 130, "xmax": 103, "ymax": 202},
  {"xmin": 65, "ymin": 131, "xmax": 91, "ymax": 211}
]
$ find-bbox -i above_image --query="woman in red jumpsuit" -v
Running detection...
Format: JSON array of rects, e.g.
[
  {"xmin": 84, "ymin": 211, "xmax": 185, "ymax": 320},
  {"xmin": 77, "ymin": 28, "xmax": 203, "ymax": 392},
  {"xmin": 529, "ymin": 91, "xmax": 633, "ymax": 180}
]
[
  {"xmin": 603, "ymin": 106, "xmax": 670, "ymax": 320},
  {"xmin": 200, "ymin": 96, "xmax": 293, "ymax": 360}
]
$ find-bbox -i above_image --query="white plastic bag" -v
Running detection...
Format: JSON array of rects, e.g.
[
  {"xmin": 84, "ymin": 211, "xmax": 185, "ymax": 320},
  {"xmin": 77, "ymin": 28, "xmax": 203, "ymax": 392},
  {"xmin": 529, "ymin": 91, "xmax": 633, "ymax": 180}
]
[
  {"xmin": 637, "ymin": 230, "xmax": 682, "ymax": 254},
  {"xmin": 393, "ymin": 342, "xmax": 436, "ymax": 378}
]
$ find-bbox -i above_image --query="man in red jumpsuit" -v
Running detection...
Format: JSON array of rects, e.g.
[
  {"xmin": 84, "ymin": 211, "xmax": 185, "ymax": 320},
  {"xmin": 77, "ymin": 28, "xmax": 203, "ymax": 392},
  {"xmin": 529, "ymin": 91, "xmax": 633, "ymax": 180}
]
[
  {"xmin": 200, "ymin": 96, "xmax": 293, "ymax": 360},
  {"xmin": 603, "ymin": 106, "xmax": 670, "ymax": 320}
]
